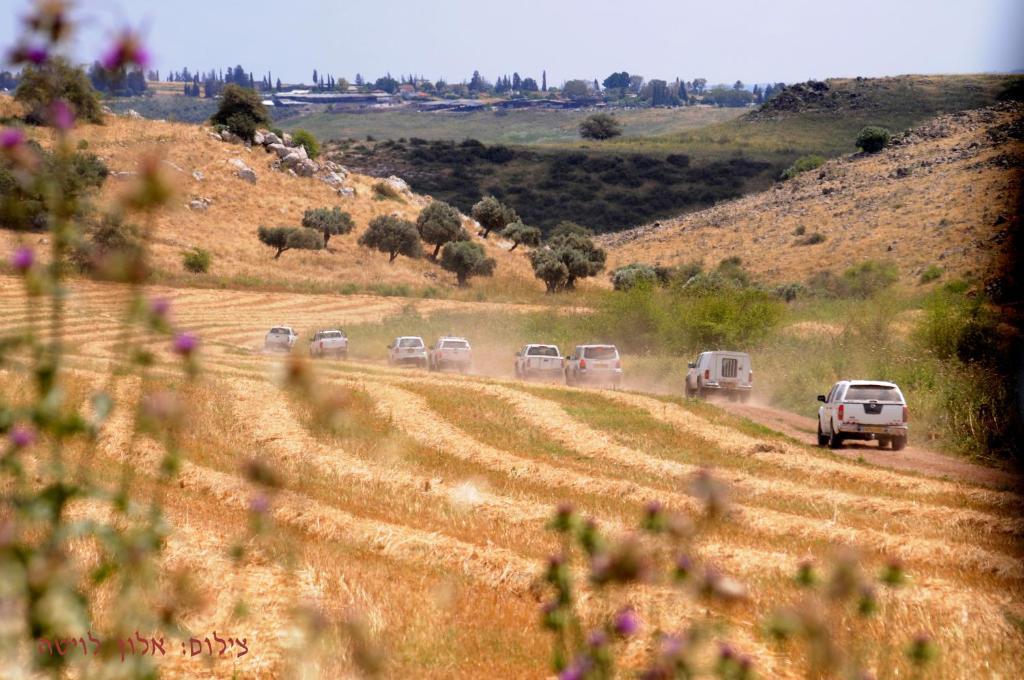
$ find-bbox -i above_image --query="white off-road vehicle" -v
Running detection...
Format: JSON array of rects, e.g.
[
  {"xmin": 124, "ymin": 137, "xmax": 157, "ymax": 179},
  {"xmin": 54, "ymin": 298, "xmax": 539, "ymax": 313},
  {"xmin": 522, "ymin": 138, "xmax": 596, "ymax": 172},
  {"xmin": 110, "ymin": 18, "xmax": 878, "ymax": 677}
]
[
  {"xmin": 685, "ymin": 351, "xmax": 752, "ymax": 401},
  {"xmin": 309, "ymin": 329, "xmax": 348, "ymax": 358},
  {"xmin": 264, "ymin": 326, "xmax": 297, "ymax": 353},
  {"xmin": 564, "ymin": 344, "xmax": 622, "ymax": 387},
  {"xmin": 387, "ymin": 336, "xmax": 427, "ymax": 368},
  {"xmin": 515, "ymin": 344, "xmax": 563, "ymax": 380},
  {"xmin": 429, "ymin": 336, "xmax": 472, "ymax": 372},
  {"xmin": 817, "ymin": 380, "xmax": 908, "ymax": 450}
]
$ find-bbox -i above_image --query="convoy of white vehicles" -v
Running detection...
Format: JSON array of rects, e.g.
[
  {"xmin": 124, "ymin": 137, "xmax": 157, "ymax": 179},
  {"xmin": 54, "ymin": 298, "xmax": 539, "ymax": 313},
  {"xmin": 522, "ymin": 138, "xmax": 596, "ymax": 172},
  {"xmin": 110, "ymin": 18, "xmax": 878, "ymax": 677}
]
[{"xmin": 263, "ymin": 326, "xmax": 910, "ymax": 451}]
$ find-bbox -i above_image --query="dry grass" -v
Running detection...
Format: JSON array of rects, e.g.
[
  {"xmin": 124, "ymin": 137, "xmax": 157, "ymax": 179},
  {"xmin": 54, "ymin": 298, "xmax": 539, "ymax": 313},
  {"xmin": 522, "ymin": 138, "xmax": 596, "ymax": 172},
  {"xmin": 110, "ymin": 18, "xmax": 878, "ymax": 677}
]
[{"xmin": 602, "ymin": 104, "xmax": 1023, "ymax": 286}]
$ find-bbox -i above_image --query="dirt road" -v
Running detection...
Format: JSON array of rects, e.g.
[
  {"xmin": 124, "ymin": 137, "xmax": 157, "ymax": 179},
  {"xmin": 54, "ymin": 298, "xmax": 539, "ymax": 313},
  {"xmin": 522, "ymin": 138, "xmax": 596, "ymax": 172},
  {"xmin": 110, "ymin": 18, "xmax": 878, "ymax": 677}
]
[{"xmin": 718, "ymin": 400, "xmax": 1020, "ymax": 490}]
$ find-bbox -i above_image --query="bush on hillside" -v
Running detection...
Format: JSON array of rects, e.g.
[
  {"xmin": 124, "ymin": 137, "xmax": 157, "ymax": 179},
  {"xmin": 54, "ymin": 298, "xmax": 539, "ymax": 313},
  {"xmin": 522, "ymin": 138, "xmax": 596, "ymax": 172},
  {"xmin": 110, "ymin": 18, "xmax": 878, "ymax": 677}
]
[
  {"xmin": 440, "ymin": 240, "xmax": 496, "ymax": 286},
  {"xmin": 611, "ymin": 263, "xmax": 674, "ymax": 291},
  {"xmin": 257, "ymin": 225, "xmax": 324, "ymax": 259},
  {"xmin": 780, "ymin": 154, "xmax": 825, "ymax": 180},
  {"xmin": 919, "ymin": 265, "xmax": 943, "ymax": 284},
  {"xmin": 1, "ymin": 146, "xmax": 108, "ymax": 231},
  {"xmin": 182, "ymin": 247, "xmax": 211, "ymax": 273},
  {"xmin": 529, "ymin": 249, "xmax": 570, "ymax": 293},
  {"xmin": 416, "ymin": 200, "xmax": 467, "ymax": 258},
  {"xmin": 15, "ymin": 57, "xmax": 103, "ymax": 125},
  {"xmin": 70, "ymin": 212, "xmax": 147, "ymax": 281},
  {"xmin": 291, "ymin": 129, "xmax": 320, "ymax": 159},
  {"xmin": 808, "ymin": 260, "xmax": 899, "ymax": 298},
  {"xmin": 796, "ymin": 232, "xmax": 826, "ymax": 245},
  {"xmin": 210, "ymin": 84, "xmax": 269, "ymax": 142},
  {"xmin": 578, "ymin": 113, "xmax": 623, "ymax": 140},
  {"xmin": 301, "ymin": 207, "xmax": 354, "ymax": 247},
  {"xmin": 855, "ymin": 126, "xmax": 891, "ymax": 153},
  {"xmin": 358, "ymin": 215, "xmax": 422, "ymax": 262}
]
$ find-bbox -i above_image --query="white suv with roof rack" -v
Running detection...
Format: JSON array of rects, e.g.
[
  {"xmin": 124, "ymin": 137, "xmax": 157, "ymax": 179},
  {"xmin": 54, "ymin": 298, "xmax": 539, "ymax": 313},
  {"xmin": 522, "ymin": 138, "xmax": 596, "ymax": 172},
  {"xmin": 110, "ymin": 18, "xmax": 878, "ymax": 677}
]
[
  {"xmin": 387, "ymin": 336, "xmax": 427, "ymax": 368},
  {"xmin": 817, "ymin": 380, "xmax": 908, "ymax": 450},
  {"xmin": 685, "ymin": 351, "xmax": 752, "ymax": 401},
  {"xmin": 564, "ymin": 344, "xmax": 622, "ymax": 387}
]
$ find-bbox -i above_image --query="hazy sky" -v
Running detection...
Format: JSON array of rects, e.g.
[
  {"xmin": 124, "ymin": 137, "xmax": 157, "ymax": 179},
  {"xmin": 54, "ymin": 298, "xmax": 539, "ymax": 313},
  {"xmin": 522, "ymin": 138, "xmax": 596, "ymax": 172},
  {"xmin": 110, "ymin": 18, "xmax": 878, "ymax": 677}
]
[{"xmin": 2, "ymin": 0, "xmax": 1022, "ymax": 85}]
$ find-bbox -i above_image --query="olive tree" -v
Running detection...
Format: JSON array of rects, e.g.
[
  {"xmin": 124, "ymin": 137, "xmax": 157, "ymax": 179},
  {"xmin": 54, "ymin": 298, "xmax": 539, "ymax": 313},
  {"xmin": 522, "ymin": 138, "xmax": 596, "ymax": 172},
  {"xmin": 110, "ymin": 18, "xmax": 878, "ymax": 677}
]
[
  {"xmin": 16, "ymin": 57, "xmax": 104, "ymax": 125},
  {"xmin": 416, "ymin": 200, "xmax": 467, "ymax": 258},
  {"xmin": 528, "ymin": 221, "xmax": 607, "ymax": 292},
  {"xmin": 500, "ymin": 220, "xmax": 542, "ymax": 251},
  {"xmin": 471, "ymin": 195, "xmax": 517, "ymax": 239},
  {"xmin": 357, "ymin": 214, "xmax": 422, "ymax": 262},
  {"xmin": 440, "ymin": 240, "xmax": 496, "ymax": 286},
  {"xmin": 257, "ymin": 225, "xmax": 324, "ymax": 259},
  {"xmin": 301, "ymin": 207, "xmax": 354, "ymax": 247}
]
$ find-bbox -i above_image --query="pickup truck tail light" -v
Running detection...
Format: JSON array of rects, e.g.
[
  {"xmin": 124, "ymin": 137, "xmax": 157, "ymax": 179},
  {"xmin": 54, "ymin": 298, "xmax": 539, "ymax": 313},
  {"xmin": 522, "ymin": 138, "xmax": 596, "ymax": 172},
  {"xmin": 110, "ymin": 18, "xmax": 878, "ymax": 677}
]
[
  {"xmin": 579, "ymin": 358, "xmax": 587, "ymax": 370},
  {"xmin": 902, "ymin": 406, "xmax": 909, "ymax": 423},
  {"xmin": 837, "ymin": 405, "xmax": 845, "ymax": 422},
  {"xmin": 748, "ymin": 371, "xmax": 753, "ymax": 384},
  {"xmin": 704, "ymin": 369, "xmax": 710, "ymax": 380},
  {"xmin": 615, "ymin": 359, "xmax": 621, "ymax": 369}
]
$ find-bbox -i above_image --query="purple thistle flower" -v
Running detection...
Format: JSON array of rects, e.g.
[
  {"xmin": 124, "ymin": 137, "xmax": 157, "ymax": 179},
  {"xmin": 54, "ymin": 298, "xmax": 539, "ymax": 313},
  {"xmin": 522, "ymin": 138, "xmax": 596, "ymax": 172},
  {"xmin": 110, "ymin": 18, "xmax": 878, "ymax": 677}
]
[
  {"xmin": 248, "ymin": 494, "xmax": 270, "ymax": 514},
  {"xmin": 10, "ymin": 247, "xmax": 34, "ymax": 273},
  {"xmin": 559, "ymin": 655, "xmax": 592, "ymax": 680},
  {"xmin": 149, "ymin": 297, "xmax": 171, "ymax": 318},
  {"xmin": 49, "ymin": 99, "xmax": 74, "ymax": 131},
  {"xmin": 100, "ymin": 31, "xmax": 149, "ymax": 70},
  {"xmin": 587, "ymin": 629, "xmax": 607, "ymax": 648},
  {"xmin": 27, "ymin": 45, "xmax": 48, "ymax": 63},
  {"xmin": 172, "ymin": 332, "xmax": 199, "ymax": 356},
  {"xmin": 0, "ymin": 128, "xmax": 25, "ymax": 150},
  {"xmin": 613, "ymin": 606, "xmax": 639, "ymax": 637},
  {"xmin": 9, "ymin": 424, "xmax": 36, "ymax": 449}
]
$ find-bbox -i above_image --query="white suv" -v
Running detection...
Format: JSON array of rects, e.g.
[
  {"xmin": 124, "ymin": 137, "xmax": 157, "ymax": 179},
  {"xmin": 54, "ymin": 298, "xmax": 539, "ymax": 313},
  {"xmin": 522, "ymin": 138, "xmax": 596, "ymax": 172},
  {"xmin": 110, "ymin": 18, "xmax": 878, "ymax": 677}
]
[
  {"xmin": 564, "ymin": 345, "xmax": 622, "ymax": 387},
  {"xmin": 685, "ymin": 351, "xmax": 752, "ymax": 401},
  {"xmin": 817, "ymin": 380, "xmax": 908, "ymax": 450},
  {"xmin": 264, "ymin": 326, "xmax": 297, "ymax": 352},
  {"xmin": 429, "ymin": 336, "xmax": 472, "ymax": 373},
  {"xmin": 387, "ymin": 336, "xmax": 427, "ymax": 368}
]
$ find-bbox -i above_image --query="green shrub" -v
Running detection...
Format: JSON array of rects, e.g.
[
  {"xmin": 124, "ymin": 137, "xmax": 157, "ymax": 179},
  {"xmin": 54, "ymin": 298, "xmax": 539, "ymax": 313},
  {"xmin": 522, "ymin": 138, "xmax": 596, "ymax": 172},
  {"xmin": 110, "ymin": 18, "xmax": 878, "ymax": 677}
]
[
  {"xmin": 209, "ymin": 84, "xmax": 270, "ymax": 141},
  {"xmin": 578, "ymin": 113, "xmax": 623, "ymax": 140},
  {"xmin": 780, "ymin": 154, "xmax": 825, "ymax": 180},
  {"xmin": 16, "ymin": 57, "xmax": 103, "ymax": 125},
  {"xmin": 182, "ymin": 246, "xmax": 211, "ymax": 273},
  {"xmin": 919, "ymin": 265, "xmax": 943, "ymax": 284},
  {"xmin": 793, "ymin": 225, "xmax": 806, "ymax": 236},
  {"xmin": 416, "ymin": 200, "xmax": 467, "ymax": 258},
  {"xmin": 257, "ymin": 225, "xmax": 324, "ymax": 259},
  {"xmin": 440, "ymin": 240, "xmax": 496, "ymax": 286},
  {"xmin": 855, "ymin": 126, "xmax": 891, "ymax": 153},
  {"xmin": 611, "ymin": 263, "xmax": 659, "ymax": 291},
  {"xmin": 809, "ymin": 260, "xmax": 898, "ymax": 298},
  {"xmin": 302, "ymin": 207, "xmax": 354, "ymax": 247},
  {"xmin": 290, "ymin": 128, "xmax": 320, "ymax": 159}
]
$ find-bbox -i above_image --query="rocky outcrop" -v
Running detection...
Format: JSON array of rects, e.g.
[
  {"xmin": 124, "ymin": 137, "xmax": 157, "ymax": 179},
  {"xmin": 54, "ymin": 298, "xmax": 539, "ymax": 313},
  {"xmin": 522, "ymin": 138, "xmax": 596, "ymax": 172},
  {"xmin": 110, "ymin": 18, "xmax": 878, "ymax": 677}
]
[
  {"xmin": 228, "ymin": 158, "xmax": 257, "ymax": 183},
  {"xmin": 213, "ymin": 127, "xmax": 359, "ymax": 192}
]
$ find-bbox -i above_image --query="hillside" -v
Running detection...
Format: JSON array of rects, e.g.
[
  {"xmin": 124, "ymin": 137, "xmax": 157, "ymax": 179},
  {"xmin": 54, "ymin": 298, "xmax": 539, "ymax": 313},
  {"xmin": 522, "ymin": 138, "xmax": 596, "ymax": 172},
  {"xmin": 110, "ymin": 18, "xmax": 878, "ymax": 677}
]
[
  {"xmin": 0, "ymin": 103, "xmax": 538, "ymax": 295},
  {"xmin": 602, "ymin": 102, "xmax": 1024, "ymax": 285}
]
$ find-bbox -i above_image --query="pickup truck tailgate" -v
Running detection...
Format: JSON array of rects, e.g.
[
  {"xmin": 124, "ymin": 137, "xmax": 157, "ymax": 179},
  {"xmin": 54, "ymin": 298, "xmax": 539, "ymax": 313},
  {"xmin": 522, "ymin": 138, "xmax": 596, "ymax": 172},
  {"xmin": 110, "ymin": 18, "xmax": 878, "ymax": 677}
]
[
  {"xmin": 526, "ymin": 356, "xmax": 561, "ymax": 370},
  {"xmin": 844, "ymin": 402, "xmax": 904, "ymax": 426}
]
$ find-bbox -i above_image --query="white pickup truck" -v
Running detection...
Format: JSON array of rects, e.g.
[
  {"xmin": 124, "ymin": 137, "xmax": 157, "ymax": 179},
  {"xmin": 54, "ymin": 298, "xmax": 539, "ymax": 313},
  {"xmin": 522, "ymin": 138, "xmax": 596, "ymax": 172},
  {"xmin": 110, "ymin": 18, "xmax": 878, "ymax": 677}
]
[
  {"xmin": 564, "ymin": 344, "xmax": 623, "ymax": 388},
  {"xmin": 264, "ymin": 326, "xmax": 297, "ymax": 352},
  {"xmin": 685, "ymin": 351, "xmax": 752, "ymax": 401},
  {"xmin": 428, "ymin": 336, "xmax": 472, "ymax": 373},
  {"xmin": 817, "ymin": 380, "xmax": 908, "ymax": 450},
  {"xmin": 514, "ymin": 344, "xmax": 563, "ymax": 380},
  {"xmin": 309, "ymin": 329, "xmax": 348, "ymax": 358}
]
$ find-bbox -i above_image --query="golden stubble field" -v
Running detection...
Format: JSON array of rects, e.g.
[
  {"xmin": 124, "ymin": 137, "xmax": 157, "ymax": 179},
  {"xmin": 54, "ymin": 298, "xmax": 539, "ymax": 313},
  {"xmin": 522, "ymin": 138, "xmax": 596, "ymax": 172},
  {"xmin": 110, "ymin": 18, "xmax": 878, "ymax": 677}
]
[{"xmin": 1, "ymin": 275, "xmax": 1022, "ymax": 678}]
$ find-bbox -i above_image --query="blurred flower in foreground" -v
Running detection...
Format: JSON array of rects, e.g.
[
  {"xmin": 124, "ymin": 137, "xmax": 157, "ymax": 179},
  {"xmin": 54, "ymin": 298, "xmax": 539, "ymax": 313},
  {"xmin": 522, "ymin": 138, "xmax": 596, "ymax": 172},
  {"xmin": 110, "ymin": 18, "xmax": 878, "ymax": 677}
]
[
  {"xmin": 48, "ymin": 98, "xmax": 74, "ymax": 131},
  {"xmin": 612, "ymin": 606, "xmax": 639, "ymax": 637},
  {"xmin": 24, "ymin": 0, "xmax": 71, "ymax": 43},
  {"xmin": 10, "ymin": 247, "xmax": 34, "ymax": 274},
  {"xmin": 100, "ymin": 29, "xmax": 149, "ymax": 70},
  {"xmin": 9, "ymin": 424, "xmax": 37, "ymax": 449},
  {"xmin": 172, "ymin": 332, "xmax": 198, "ymax": 357}
]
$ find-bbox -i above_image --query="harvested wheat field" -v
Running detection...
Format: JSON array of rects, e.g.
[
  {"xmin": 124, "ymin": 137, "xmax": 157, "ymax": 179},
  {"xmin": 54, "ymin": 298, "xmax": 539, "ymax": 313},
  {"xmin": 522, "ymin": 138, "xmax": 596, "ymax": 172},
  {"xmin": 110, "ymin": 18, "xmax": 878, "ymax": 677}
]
[{"xmin": 1, "ymin": 274, "xmax": 1021, "ymax": 678}]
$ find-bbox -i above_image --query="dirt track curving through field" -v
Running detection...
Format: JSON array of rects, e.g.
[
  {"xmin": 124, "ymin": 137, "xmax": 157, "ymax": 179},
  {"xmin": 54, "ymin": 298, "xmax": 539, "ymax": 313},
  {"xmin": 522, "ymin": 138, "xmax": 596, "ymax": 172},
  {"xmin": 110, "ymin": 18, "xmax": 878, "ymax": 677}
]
[{"xmin": 716, "ymin": 400, "xmax": 1020, "ymax": 490}]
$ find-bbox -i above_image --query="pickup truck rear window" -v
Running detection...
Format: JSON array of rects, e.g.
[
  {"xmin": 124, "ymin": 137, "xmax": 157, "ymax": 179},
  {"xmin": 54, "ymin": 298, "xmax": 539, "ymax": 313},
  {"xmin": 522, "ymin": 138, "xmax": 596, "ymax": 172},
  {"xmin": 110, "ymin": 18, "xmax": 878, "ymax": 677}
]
[
  {"xmin": 584, "ymin": 346, "xmax": 618, "ymax": 360},
  {"xmin": 845, "ymin": 385, "xmax": 902, "ymax": 402},
  {"xmin": 528, "ymin": 346, "xmax": 559, "ymax": 357},
  {"xmin": 321, "ymin": 331, "xmax": 344, "ymax": 339},
  {"xmin": 269, "ymin": 328, "xmax": 290, "ymax": 335},
  {"xmin": 398, "ymin": 338, "xmax": 423, "ymax": 348},
  {"xmin": 441, "ymin": 340, "xmax": 469, "ymax": 349}
]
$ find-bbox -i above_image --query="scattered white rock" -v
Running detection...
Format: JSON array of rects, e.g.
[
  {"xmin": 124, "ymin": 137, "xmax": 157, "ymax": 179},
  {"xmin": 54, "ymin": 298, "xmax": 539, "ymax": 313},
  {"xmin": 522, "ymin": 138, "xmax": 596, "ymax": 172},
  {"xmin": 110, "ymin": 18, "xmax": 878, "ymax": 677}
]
[
  {"xmin": 252, "ymin": 131, "xmax": 265, "ymax": 146},
  {"xmin": 320, "ymin": 172, "xmax": 346, "ymax": 187},
  {"xmin": 263, "ymin": 131, "xmax": 281, "ymax": 146},
  {"xmin": 125, "ymin": 109, "xmax": 142, "ymax": 119},
  {"xmin": 282, "ymin": 132, "xmax": 293, "ymax": 145},
  {"xmin": 295, "ymin": 159, "xmax": 318, "ymax": 177},
  {"xmin": 228, "ymin": 158, "xmax": 257, "ymax": 183},
  {"xmin": 386, "ymin": 175, "xmax": 410, "ymax": 193},
  {"xmin": 192, "ymin": 170, "xmax": 204, "ymax": 182},
  {"xmin": 337, "ymin": 187, "xmax": 355, "ymax": 198},
  {"xmin": 188, "ymin": 197, "xmax": 212, "ymax": 211},
  {"xmin": 268, "ymin": 143, "xmax": 291, "ymax": 159}
]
